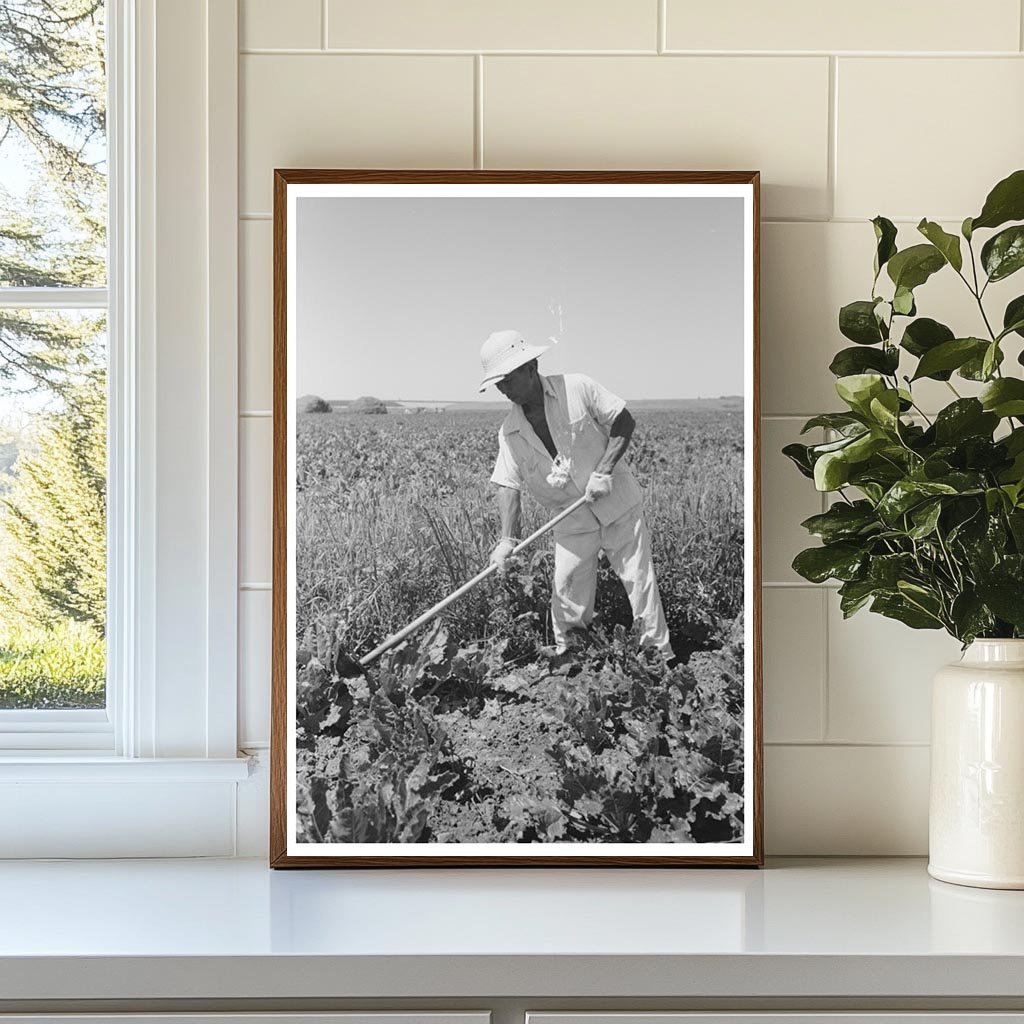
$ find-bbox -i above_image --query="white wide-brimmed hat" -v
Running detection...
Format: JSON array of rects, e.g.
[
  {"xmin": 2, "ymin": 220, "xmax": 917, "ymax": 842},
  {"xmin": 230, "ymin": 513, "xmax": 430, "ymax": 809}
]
[{"xmin": 478, "ymin": 329, "xmax": 551, "ymax": 392}]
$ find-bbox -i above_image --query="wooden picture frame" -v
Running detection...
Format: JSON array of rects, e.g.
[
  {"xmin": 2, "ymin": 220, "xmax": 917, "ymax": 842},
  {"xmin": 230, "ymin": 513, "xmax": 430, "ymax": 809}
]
[{"xmin": 271, "ymin": 170, "xmax": 762, "ymax": 867}]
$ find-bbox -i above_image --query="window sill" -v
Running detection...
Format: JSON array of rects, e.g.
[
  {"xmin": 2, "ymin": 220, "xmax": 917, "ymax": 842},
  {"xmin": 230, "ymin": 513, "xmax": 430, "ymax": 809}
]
[
  {"xmin": 0, "ymin": 708, "xmax": 114, "ymax": 752},
  {"xmin": 0, "ymin": 755, "xmax": 252, "ymax": 782}
]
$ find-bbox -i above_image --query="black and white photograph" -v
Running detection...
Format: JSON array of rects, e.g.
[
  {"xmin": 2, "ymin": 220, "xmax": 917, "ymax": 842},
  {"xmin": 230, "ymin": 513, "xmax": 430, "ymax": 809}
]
[{"xmin": 273, "ymin": 171, "xmax": 761, "ymax": 866}]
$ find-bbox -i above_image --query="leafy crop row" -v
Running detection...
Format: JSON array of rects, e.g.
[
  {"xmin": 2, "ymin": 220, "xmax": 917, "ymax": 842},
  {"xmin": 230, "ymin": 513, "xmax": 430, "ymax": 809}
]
[{"xmin": 296, "ymin": 619, "xmax": 744, "ymax": 844}]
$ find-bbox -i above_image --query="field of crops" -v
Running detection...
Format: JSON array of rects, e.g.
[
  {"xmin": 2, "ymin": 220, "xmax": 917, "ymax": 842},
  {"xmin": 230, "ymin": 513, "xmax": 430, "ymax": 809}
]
[{"xmin": 295, "ymin": 406, "xmax": 746, "ymax": 845}]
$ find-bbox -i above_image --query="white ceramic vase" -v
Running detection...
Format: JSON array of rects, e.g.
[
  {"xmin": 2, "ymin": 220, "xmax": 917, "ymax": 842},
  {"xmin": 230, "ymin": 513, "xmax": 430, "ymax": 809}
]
[{"xmin": 929, "ymin": 639, "xmax": 1024, "ymax": 889}]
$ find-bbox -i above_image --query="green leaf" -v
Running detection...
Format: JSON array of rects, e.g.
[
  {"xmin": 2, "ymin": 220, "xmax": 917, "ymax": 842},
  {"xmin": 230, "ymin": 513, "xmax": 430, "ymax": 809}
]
[
  {"xmin": 933, "ymin": 470, "xmax": 987, "ymax": 494},
  {"xmin": 800, "ymin": 413, "xmax": 866, "ymax": 435},
  {"xmin": 1006, "ymin": 428, "xmax": 1024, "ymax": 456},
  {"xmin": 868, "ymin": 552, "xmax": 915, "ymax": 587},
  {"xmin": 933, "ymin": 399, "xmax": 999, "ymax": 445},
  {"xmin": 1009, "ymin": 508, "xmax": 1024, "ymax": 547},
  {"xmin": 976, "ymin": 578, "xmax": 1024, "ymax": 629},
  {"xmin": 814, "ymin": 450, "xmax": 851, "ymax": 491},
  {"xmin": 871, "ymin": 594, "xmax": 943, "ymax": 630},
  {"xmin": 1005, "ymin": 481, "xmax": 1024, "ymax": 507},
  {"xmin": 959, "ymin": 344, "xmax": 1004, "ymax": 381},
  {"xmin": 839, "ymin": 299, "xmax": 887, "ymax": 345},
  {"xmin": 810, "ymin": 433, "xmax": 866, "ymax": 456},
  {"xmin": 900, "ymin": 318, "xmax": 955, "ymax": 370},
  {"xmin": 782, "ymin": 442, "xmax": 815, "ymax": 478},
  {"xmin": 971, "ymin": 168, "xmax": 1024, "ymax": 232},
  {"xmin": 892, "ymin": 286, "xmax": 916, "ymax": 316},
  {"xmin": 887, "ymin": 243, "xmax": 946, "ymax": 291},
  {"xmin": 982, "ymin": 341, "xmax": 1000, "ymax": 381},
  {"xmin": 962, "ymin": 216, "xmax": 974, "ymax": 241},
  {"xmin": 981, "ymin": 225, "xmax": 1024, "ymax": 282},
  {"xmin": 877, "ymin": 479, "xmax": 958, "ymax": 524},
  {"xmin": 985, "ymin": 487, "xmax": 1009, "ymax": 514},
  {"xmin": 792, "ymin": 543, "xmax": 866, "ymax": 584},
  {"xmin": 1003, "ymin": 295, "xmax": 1024, "ymax": 339},
  {"xmin": 980, "ymin": 378, "xmax": 1024, "ymax": 418},
  {"xmin": 872, "ymin": 215, "xmax": 898, "ymax": 277},
  {"xmin": 911, "ymin": 337, "xmax": 988, "ymax": 381},
  {"xmin": 917, "ymin": 219, "xmax": 963, "ymax": 272},
  {"xmin": 950, "ymin": 592, "xmax": 995, "ymax": 643},
  {"xmin": 868, "ymin": 389, "xmax": 902, "ymax": 431},
  {"xmin": 838, "ymin": 579, "xmax": 884, "ymax": 618},
  {"xmin": 908, "ymin": 501, "xmax": 942, "ymax": 540},
  {"xmin": 829, "ymin": 345, "xmax": 899, "ymax": 378},
  {"xmin": 845, "ymin": 431, "xmax": 888, "ymax": 464},
  {"xmin": 800, "ymin": 501, "xmax": 879, "ymax": 543},
  {"xmin": 835, "ymin": 373, "xmax": 886, "ymax": 413}
]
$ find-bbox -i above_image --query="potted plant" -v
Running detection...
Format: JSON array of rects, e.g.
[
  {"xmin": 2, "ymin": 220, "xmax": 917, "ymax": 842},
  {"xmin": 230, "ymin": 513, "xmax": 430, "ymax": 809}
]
[{"xmin": 785, "ymin": 169, "xmax": 1024, "ymax": 889}]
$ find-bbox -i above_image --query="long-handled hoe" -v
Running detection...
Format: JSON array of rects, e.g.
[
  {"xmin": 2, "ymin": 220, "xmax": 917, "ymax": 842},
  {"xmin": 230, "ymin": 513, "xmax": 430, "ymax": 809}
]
[{"xmin": 354, "ymin": 495, "xmax": 590, "ymax": 670}]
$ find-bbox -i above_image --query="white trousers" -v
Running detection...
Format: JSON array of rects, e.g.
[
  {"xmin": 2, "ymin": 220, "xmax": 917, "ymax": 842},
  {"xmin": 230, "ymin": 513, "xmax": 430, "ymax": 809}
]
[{"xmin": 551, "ymin": 506, "xmax": 673, "ymax": 657}]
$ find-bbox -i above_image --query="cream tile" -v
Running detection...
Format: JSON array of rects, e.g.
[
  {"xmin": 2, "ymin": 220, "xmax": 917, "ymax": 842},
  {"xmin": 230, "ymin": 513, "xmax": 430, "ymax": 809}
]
[
  {"xmin": 827, "ymin": 598, "xmax": 961, "ymax": 744},
  {"xmin": 762, "ymin": 222, "xmax": 847, "ymax": 416},
  {"xmin": 761, "ymin": 418, "xmax": 824, "ymax": 584},
  {"xmin": 836, "ymin": 59, "xmax": 1024, "ymax": 221},
  {"xmin": 483, "ymin": 57, "xmax": 830, "ymax": 219},
  {"xmin": 761, "ymin": 221, "xmax": 1019, "ymax": 416},
  {"xmin": 765, "ymin": 744, "xmax": 929, "ymax": 854},
  {"xmin": 240, "ymin": 220, "xmax": 272, "ymax": 411},
  {"xmin": 241, "ymin": 0, "xmax": 321, "ymax": 50},
  {"xmin": 240, "ymin": 417, "xmax": 273, "ymax": 586},
  {"xmin": 666, "ymin": 0, "xmax": 1020, "ymax": 53},
  {"xmin": 235, "ymin": 749, "xmax": 271, "ymax": 857},
  {"xmin": 239, "ymin": 589, "xmax": 272, "ymax": 747},
  {"xmin": 328, "ymin": 0, "xmax": 657, "ymax": 51},
  {"xmin": 762, "ymin": 588, "xmax": 825, "ymax": 743},
  {"xmin": 240, "ymin": 55, "xmax": 474, "ymax": 213}
]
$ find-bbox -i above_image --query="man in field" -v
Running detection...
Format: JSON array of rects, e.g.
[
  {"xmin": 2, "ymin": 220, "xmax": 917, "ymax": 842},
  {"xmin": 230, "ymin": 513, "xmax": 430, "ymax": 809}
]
[{"xmin": 481, "ymin": 329, "xmax": 674, "ymax": 660}]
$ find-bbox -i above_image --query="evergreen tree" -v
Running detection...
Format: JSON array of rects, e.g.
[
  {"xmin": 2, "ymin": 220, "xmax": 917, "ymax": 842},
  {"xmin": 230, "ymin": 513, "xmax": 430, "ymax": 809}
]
[
  {"xmin": 0, "ymin": 1, "xmax": 107, "ymax": 644},
  {"xmin": 0, "ymin": 0, "xmax": 106, "ymax": 395},
  {"xmin": 0, "ymin": 370, "xmax": 105, "ymax": 632}
]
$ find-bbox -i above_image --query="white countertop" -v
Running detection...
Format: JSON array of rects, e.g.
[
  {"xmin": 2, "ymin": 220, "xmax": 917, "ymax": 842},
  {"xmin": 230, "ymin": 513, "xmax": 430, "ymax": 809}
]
[{"xmin": 1, "ymin": 856, "xmax": 1024, "ymax": 1002}]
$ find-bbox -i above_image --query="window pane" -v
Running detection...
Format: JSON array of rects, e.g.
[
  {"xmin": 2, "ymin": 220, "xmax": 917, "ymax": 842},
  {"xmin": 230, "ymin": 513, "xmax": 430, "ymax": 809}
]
[
  {"xmin": 0, "ymin": 1, "xmax": 107, "ymax": 288},
  {"xmin": 0, "ymin": 309, "xmax": 105, "ymax": 709}
]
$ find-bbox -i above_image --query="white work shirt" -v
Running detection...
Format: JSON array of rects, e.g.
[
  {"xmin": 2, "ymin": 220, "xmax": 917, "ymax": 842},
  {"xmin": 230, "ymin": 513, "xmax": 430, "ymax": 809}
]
[{"xmin": 490, "ymin": 373, "xmax": 643, "ymax": 534}]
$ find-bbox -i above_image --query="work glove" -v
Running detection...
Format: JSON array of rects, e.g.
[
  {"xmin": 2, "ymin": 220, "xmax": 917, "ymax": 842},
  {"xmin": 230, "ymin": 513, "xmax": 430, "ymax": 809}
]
[
  {"xmin": 584, "ymin": 472, "xmax": 614, "ymax": 503},
  {"xmin": 489, "ymin": 537, "xmax": 517, "ymax": 572}
]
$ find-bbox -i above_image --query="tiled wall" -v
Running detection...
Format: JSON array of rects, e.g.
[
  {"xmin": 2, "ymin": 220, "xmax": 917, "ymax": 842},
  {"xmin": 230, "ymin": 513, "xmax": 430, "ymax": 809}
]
[{"xmin": 236, "ymin": 0, "xmax": 1024, "ymax": 854}]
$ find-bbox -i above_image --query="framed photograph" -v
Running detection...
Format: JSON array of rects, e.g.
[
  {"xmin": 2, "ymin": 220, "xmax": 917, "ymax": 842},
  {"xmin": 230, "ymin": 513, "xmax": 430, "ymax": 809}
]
[{"xmin": 271, "ymin": 170, "xmax": 762, "ymax": 867}]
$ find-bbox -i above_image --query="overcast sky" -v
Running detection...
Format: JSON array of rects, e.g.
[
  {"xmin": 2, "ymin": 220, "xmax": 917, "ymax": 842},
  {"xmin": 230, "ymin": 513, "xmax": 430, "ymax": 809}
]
[{"xmin": 295, "ymin": 196, "xmax": 745, "ymax": 402}]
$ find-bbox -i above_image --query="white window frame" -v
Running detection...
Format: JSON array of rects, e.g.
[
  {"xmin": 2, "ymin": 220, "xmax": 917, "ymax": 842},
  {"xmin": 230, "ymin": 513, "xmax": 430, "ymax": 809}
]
[
  {"xmin": 0, "ymin": 0, "xmax": 135, "ymax": 754},
  {"xmin": 0, "ymin": 0, "xmax": 248, "ymax": 856}
]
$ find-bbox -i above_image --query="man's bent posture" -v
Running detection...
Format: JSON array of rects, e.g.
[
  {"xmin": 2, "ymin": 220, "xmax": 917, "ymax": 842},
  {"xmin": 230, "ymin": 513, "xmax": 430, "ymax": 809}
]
[{"xmin": 481, "ymin": 329, "xmax": 674, "ymax": 658}]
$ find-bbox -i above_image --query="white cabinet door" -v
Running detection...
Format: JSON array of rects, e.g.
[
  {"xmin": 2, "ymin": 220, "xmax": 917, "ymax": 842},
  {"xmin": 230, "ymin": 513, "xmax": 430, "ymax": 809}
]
[
  {"xmin": 0, "ymin": 1015, "xmax": 490, "ymax": 1024},
  {"xmin": 528, "ymin": 1014, "xmax": 1024, "ymax": 1024}
]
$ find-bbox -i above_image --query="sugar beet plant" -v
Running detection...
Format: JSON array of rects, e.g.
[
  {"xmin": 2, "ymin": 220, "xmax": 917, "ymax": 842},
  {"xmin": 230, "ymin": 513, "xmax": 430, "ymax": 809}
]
[{"xmin": 785, "ymin": 169, "xmax": 1024, "ymax": 643}]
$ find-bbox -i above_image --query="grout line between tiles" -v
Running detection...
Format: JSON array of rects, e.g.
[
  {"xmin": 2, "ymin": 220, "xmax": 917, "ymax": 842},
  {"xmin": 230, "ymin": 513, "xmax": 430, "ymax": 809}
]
[
  {"xmin": 236, "ymin": 212, "xmax": 959, "ymax": 227},
  {"xmin": 321, "ymin": 0, "xmax": 328, "ymax": 49},
  {"xmin": 765, "ymin": 585, "xmax": 835, "ymax": 593},
  {"xmin": 474, "ymin": 55, "xmax": 484, "ymax": 169},
  {"xmin": 827, "ymin": 56, "xmax": 838, "ymax": 220},
  {"xmin": 766, "ymin": 740, "xmax": 931, "ymax": 748},
  {"xmin": 657, "ymin": 0, "xmax": 666, "ymax": 54},
  {"xmin": 1020, "ymin": 0, "xmax": 1024, "ymax": 52},
  {"xmin": 240, "ymin": 410, "xmax": 272, "ymax": 417},
  {"xmin": 237, "ymin": 47, "xmax": 1024, "ymax": 57},
  {"xmin": 240, "ymin": 583, "xmax": 272, "ymax": 592}
]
